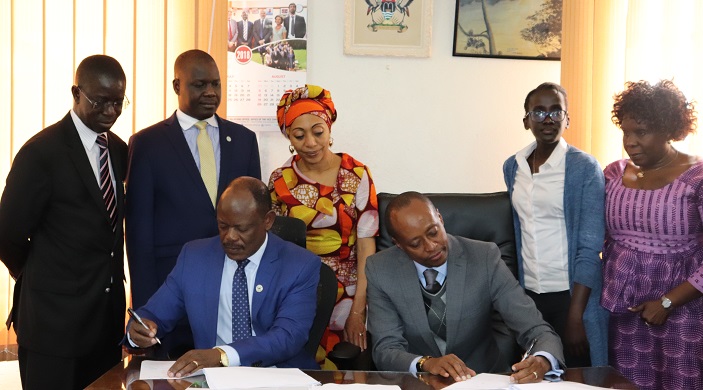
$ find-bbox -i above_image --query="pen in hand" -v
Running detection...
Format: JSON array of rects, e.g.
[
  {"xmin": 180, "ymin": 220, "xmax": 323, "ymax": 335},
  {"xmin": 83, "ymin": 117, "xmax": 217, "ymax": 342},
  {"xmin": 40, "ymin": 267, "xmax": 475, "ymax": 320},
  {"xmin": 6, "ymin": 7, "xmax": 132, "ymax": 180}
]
[
  {"xmin": 521, "ymin": 338, "xmax": 537, "ymax": 362},
  {"xmin": 127, "ymin": 307, "xmax": 161, "ymax": 345}
]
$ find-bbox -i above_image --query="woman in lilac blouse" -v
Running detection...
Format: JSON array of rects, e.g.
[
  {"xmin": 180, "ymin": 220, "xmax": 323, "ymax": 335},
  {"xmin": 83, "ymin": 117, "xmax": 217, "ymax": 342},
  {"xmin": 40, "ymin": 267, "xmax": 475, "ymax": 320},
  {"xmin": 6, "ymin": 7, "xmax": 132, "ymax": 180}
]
[{"xmin": 602, "ymin": 80, "xmax": 703, "ymax": 390}]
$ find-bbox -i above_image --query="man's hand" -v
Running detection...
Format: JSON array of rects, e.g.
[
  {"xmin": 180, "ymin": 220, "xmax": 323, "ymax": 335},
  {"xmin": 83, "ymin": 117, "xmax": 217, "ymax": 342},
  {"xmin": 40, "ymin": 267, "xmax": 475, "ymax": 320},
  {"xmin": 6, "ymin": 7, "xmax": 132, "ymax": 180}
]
[
  {"xmin": 127, "ymin": 318, "xmax": 159, "ymax": 348},
  {"xmin": 510, "ymin": 355, "xmax": 550, "ymax": 383},
  {"xmin": 421, "ymin": 354, "xmax": 476, "ymax": 382},
  {"xmin": 168, "ymin": 349, "xmax": 221, "ymax": 378}
]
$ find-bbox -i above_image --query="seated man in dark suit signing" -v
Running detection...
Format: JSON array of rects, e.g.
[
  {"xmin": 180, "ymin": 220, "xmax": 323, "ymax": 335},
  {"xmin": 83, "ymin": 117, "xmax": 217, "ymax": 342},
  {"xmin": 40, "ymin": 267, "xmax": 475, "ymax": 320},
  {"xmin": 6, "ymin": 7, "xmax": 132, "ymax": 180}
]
[
  {"xmin": 366, "ymin": 192, "xmax": 565, "ymax": 384},
  {"xmin": 127, "ymin": 177, "xmax": 321, "ymax": 376}
]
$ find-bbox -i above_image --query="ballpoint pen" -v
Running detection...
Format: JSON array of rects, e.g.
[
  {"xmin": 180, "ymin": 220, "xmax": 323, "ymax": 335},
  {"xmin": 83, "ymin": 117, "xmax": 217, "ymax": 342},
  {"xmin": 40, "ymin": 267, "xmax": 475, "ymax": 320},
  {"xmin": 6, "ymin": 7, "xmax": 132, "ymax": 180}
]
[
  {"xmin": 127, "ymin": 307, "xmax": 161, "ymax": 344},
  {"xmin": 521, "ymin": 338, "xmax": 537, "ymax": 362}
]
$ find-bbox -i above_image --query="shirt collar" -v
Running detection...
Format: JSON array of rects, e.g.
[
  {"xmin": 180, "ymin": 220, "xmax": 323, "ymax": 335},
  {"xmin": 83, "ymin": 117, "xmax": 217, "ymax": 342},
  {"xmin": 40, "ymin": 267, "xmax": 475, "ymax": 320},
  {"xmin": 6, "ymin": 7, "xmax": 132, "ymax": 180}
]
[
  {"xmin": 70, "ymin": 109, "xmax": 104, "ymax": 150},
  {"xmin": 176, "ymin": 109, "xmax": 219, "ymax": 132},
  {"xmin": 516, "ymin": 138, "xmax": 568, "ymax": 168},
  {"xmin": 413, "ymin": 260, "xmax": 448, "ymax": 283},
  {"xmin": 225, "ymin": 233, "xmax": 268, "ymax": 267}
]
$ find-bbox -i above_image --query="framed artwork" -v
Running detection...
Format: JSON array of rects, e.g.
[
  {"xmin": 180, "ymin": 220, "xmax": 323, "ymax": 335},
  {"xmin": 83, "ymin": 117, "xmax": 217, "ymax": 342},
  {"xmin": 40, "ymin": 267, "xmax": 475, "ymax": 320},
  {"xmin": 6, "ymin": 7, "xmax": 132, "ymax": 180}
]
[
  {"xmin": 453, "ymin": 0, "xmax": 562, "ymax": 60},
  {"xmin": 344, "ymin": 0, "xmax": 433, "ymax": 57}
]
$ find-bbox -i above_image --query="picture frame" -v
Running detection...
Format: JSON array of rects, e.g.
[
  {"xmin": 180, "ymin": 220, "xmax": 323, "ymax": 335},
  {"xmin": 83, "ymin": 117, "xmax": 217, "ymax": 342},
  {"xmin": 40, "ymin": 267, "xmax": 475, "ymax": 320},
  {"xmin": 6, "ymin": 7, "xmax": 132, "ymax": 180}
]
[
  {"xmin": 344, "ymin": 0, "xmax": 433, "ymax": 57},
  {"xmin": 453, "ymin": 0, "xmax": 561, "ymax": 60}
]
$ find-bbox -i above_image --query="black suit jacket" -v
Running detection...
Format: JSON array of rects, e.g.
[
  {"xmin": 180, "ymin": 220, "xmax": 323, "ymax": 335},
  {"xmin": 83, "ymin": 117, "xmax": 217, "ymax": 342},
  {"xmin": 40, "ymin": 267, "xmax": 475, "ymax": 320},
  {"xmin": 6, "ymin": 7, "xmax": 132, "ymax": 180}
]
[
  {"xmin": 283, "ymin": 14, "xmax": 306, "ymax": 38},
  {"xmin": 237, "ymin": 20, "xmax": 255, "ymax": 46},
  {"xmin": 0, "ymin": 112, "xmax": 128, "ymax": 357},
  {"xmin": 252, "ymin": 18, "xmax": 272, "ymax": 46}
]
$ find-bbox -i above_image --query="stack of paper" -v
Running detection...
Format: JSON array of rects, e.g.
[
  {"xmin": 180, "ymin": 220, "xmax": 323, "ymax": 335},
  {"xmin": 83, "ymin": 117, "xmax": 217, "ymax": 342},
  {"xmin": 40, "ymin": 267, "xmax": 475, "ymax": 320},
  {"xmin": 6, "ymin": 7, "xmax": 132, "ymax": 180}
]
[
  {"xmin": 139, "ymin": 360, "xmax": 204, "ymax": 380},
  {"xmin": 443, "ymin": 373, "xmax": 609, "ymax": 390},
  {"xmin": 203, "ymin": 366, "xmax": 320, "ymax": 389}
]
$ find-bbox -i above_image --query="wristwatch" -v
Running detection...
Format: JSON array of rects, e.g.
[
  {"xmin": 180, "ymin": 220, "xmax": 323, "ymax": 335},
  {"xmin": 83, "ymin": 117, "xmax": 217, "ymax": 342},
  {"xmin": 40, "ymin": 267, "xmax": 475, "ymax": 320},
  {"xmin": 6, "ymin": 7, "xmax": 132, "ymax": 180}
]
[
  {"xmin": 661, "ymin": 296, "xmax": 672, "ymax": 309},
  {"xmin": 214, "ymin": 347, "xmax": 229, "ymax": 367},
  {"xmin": 416, "ymin": 356, "xmax": 432, "ymax": 372}
]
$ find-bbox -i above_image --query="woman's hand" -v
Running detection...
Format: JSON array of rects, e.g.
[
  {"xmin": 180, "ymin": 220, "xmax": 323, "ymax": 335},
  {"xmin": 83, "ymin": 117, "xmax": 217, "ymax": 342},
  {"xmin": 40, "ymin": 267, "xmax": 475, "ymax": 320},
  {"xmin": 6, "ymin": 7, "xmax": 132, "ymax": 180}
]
[
  {"xmin": 629, "ymin": 300, "xmax": 670, "ymax": 326},
  {"xmin": 343, "ymin": 311, "xmax": 367, "ymax": 351}
]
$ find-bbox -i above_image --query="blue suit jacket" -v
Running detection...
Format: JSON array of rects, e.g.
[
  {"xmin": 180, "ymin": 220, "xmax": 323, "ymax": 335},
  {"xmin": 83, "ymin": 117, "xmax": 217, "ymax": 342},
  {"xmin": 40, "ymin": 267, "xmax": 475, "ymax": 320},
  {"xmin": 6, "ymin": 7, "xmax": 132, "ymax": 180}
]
[
  {"xmin": 125, "ymin": 112, "xmax": 261, "ymax": 308},
  {"xmin": 136, "ymin": 233, "xmax": 320, "ymax": 369}
]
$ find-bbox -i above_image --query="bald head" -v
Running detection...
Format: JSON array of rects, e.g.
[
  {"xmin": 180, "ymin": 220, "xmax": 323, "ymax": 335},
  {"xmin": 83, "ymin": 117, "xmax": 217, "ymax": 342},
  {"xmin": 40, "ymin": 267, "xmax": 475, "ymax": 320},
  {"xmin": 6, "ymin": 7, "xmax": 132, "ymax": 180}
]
[
  {"xmin": 384, "ymin": 192, "xmax": 435, "ymax": 239},
  {"xmin": 75, "ymin": 55, "xmax": 126, "ymax": 86}
]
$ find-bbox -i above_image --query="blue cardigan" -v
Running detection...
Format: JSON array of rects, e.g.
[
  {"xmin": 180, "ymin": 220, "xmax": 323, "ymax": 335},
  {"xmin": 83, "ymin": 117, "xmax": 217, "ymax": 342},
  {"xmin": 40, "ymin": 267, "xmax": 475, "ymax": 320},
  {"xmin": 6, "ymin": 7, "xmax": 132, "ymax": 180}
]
[{"xmin": 503, "ymin": 144, "xmax": 609, "ymax": 366}]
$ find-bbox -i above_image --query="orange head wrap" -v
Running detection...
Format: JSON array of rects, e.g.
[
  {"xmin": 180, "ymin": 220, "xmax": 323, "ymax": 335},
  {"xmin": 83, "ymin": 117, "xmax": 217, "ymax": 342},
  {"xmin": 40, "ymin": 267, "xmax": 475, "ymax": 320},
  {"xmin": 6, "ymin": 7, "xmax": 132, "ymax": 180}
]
[{"xmin": 276, "ymin": 84, "xmax": 337, "ymax": 136}]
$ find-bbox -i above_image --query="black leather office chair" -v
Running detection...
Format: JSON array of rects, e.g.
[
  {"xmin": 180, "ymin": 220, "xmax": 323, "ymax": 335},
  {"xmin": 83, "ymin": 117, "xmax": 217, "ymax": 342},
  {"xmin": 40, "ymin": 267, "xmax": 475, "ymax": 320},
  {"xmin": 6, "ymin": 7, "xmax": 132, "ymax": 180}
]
[
  {"xmin": 269, "ymin": 215, "xmax": 338, "ymax": 361},
  {"xmin": 330, "ymin": 192, "xmax": 521, "ymax": 371}
]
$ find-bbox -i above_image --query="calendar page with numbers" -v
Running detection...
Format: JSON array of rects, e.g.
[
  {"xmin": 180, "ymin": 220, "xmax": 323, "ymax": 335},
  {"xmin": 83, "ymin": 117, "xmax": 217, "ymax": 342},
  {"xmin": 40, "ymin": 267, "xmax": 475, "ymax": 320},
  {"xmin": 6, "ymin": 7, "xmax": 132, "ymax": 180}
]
[{"xmin": 226, "ymin": 1, "xmax": 308, "ymax": 132}]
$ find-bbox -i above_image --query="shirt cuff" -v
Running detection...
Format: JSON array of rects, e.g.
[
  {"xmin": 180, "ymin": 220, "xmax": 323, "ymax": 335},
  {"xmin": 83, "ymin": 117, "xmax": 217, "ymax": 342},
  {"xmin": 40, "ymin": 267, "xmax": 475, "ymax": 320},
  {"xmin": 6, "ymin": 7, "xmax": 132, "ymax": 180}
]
[
  {"xmin": 409, "ymin": 356, "xmax": 421, "ymax": 375},
  {"xmin": 534, "ymin": 351, "xmax": 564, "ymax": 378},
  {"xmin": 126, "ymin": 331, "xmax": 139, "ymax": 348},
  {"xmin": 218, "ymin": 345, "xmax": 240, "ymax": 367}
]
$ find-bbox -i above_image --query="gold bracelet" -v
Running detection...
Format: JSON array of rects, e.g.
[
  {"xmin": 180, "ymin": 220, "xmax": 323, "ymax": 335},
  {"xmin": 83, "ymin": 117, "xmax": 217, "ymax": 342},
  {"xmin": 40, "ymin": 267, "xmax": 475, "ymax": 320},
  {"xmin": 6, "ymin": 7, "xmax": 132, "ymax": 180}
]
[
  {"xmin": 350, "ymin": 310, "xmax": 366, "ymax": 316},
  {"xmin": 213, "ymin": 347, "xmax": 229, "ymax": 367},
  {"xmin": 416, "ymin": 355, "xmax": 432, "ymax": 372}
]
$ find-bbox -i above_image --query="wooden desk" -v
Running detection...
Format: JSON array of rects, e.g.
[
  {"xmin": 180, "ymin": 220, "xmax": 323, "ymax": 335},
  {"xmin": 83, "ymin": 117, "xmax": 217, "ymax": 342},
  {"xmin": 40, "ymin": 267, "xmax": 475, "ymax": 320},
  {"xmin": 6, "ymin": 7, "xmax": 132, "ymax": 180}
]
[{"xmin": 87, "ymin": 355, "xmax": 638, "ymax": 389}]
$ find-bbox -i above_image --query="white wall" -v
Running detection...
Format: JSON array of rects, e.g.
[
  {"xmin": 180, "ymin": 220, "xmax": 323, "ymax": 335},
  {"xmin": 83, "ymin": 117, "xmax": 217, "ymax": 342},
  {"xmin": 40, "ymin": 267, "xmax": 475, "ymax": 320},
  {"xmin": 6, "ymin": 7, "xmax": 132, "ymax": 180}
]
[{"xmin": 257, "ymin": 0, "xmax": 560, "ymax": 194}]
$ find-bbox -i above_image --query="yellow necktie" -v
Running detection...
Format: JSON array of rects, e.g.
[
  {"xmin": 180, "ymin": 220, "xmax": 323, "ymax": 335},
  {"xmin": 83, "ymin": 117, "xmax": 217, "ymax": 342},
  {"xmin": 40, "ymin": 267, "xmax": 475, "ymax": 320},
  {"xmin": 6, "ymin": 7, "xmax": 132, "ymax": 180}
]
[{"xmin": 195, "ymin": 121, "xmax": 217, "ymax": 207}]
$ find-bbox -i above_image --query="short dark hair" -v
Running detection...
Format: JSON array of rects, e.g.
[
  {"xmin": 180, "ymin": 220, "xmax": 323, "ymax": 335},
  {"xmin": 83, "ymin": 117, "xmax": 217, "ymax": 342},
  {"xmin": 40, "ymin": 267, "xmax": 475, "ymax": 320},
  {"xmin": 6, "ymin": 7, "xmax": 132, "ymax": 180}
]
[
  {"xmin": 524, "ymin": 82, "xmax": 568, "ymax": 112},
  {"xmin": 384, "ymin": 192, "xmax": 434, "ymax": 239},
  {"xmin": 224, "ymin": 177, "xmax": 272, "ymax": 217},
  {"xmin": 611, "ymin": 79, "xmax": 697, "ymax": 141},
  {"xmin": 75, "ymin": 55, "xmax": 125, "ymax": 86},
  {"xmin": 174, "ymin": 49, "xmax": 216, "ymax": 78}
]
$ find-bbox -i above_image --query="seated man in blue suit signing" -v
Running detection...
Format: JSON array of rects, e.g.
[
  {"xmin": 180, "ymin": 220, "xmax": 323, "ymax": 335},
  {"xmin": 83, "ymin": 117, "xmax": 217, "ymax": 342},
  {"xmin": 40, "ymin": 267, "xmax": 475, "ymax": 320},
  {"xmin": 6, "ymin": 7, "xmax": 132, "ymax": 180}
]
[
  {"xmin": 127, "ymin": 177, "xmax": 321, "ymax": 375},
  {"xmin": 367, "ymin": 192, "xmax": 565, "ymax": 385}
]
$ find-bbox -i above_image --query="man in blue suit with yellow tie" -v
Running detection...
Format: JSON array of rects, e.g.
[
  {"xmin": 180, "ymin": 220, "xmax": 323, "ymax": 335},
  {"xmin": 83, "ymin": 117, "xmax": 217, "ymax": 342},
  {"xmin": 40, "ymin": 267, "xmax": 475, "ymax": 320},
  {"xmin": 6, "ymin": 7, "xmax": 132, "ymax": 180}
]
[
  {"xmin": 125, "ymin": 49, "xmax": 261, "ymax": 356},
  {"xmin": 127, "ymin": 177, "xmax": 320, "ymax": 373}
]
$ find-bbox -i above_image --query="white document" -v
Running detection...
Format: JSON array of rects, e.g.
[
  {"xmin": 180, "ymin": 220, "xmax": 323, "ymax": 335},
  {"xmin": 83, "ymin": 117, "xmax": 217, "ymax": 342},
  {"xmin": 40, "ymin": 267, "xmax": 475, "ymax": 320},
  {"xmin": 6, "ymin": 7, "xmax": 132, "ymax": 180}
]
[
  {"xmin": 138, "ymin": 360, "xmax": 204, "ymax": 380},
  {"xmin": 444, "ymin": 373, "xmax": 514, "ymax": 389},
  {"xmin": 203, "ymin": 366, "xmax": 321, "ymax": 389},
  {"xmin": 319, "ymin": 385, "xmax": 401, "ymax": 389},
  {"xmin": 443, "ymin": 373, "xmax": 608, "ymax": 390},
  {"xmin": 512, "ymin": 382, "xmax": 609, "ymax": 389}
]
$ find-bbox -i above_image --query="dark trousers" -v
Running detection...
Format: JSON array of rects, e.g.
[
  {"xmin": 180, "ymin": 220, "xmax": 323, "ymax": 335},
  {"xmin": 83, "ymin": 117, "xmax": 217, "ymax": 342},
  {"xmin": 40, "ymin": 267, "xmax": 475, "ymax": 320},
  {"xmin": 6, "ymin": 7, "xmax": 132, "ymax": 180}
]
[
  {"xmin": 19, "ymin": 342, "xmax": 121, "ymax": 390},
  {"xmin": 525, "ymin": 289, "xmax": 592, "ymax": 368}
]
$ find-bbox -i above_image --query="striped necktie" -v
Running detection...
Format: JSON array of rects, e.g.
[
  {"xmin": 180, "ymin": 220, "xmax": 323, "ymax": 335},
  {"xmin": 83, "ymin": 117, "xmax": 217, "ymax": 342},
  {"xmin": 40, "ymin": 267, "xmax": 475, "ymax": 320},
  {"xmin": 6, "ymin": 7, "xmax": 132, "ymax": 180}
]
[
  {"xmin": 96, "ymin": 133, "xmax": 117, "ymax": 231},
  {"xmin": 232, "ymin": 259, "xmax": 252, "ymax": 342},
  {"xmin": 194, "ymin": 121, "xmax": 217, "ymax": 207}
]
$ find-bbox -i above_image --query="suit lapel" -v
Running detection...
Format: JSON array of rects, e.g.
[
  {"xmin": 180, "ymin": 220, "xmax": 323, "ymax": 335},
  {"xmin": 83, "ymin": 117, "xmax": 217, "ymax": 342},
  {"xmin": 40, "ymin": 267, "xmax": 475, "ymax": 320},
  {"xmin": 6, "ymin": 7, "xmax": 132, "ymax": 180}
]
[
  {"xmin": 251, "ymin": 234, "xmax": 279, "ymax": 321},
  {"xmin": 396, "ymin": 250, "xmax": 442, "ymax": 356},
  {"xmin": 163, "ymin": 112, "xmax": 214, "ymax": 210},
  {"xmin": 61, "ymin": 114, "xmax": 112, "ymax": 224},
  {"xmin": 444, "ymin": 236, "xmax": 468, "ymax": 351},
  {"xmin": 216, "ymin": 115, "xmax": 232, "ymax": 198},
  {"xmin": 204, "ymin": 238, "xmax": 226, "ymax": 346}
]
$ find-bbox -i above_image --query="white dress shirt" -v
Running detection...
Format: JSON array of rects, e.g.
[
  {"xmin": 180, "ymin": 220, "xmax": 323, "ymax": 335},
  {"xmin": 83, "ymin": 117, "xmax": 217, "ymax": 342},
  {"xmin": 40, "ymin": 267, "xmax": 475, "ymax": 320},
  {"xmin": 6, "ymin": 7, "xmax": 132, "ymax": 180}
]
[
  {"xmin": 216, "ymin": 233, "xmax": 268, "ymax": 366},
  {"xmin": 512, "ymin": 138, "xmax": 569, "ymax": 293},
  {"xmin": 70, "ymin": 109, "xmax": 116, "ymax": 190},
  {"xmin": 176, "ymin": 109, "xmax": 221, "ymax": 180}
]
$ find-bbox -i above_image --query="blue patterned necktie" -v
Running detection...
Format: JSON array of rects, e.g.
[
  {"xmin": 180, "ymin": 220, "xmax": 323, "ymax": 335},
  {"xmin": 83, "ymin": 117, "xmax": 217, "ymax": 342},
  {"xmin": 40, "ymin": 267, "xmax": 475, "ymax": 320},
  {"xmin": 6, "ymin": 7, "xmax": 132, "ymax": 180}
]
[
  {"xmin": 96, "ymin": 133, "xmax": 117, "ymax": 231},
  {"xmin": 232, "ymin": 259, "xmax": 252, "ymax": 342}
]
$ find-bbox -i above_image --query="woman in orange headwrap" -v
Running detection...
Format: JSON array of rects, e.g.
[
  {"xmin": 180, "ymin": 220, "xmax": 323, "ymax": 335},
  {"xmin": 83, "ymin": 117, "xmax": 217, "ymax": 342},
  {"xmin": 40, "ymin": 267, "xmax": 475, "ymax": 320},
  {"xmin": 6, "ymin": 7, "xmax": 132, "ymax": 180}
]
[{"xmin": 268, "ymin": 85, "xmax": 379, "ymax": 369}]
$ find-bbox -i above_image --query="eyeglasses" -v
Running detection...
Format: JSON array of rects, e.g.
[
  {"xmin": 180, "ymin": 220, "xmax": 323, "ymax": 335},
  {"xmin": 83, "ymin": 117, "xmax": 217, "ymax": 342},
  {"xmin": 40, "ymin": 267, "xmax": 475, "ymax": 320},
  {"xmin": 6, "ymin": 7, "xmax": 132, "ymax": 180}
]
[
  {"xmin": 524, "ymin": 110, "xmax": 567, "ymax": 122},
  {"xmin": 77, "ymin": 86, "xmax": 130, "ymax": 111}
]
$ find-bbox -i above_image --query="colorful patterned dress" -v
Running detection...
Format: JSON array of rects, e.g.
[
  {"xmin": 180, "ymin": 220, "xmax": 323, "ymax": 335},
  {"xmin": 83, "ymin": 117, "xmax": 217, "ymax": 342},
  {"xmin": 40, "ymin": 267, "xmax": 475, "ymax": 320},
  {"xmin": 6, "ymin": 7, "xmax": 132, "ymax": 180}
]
[
  {"xmin": 268, "ymin": 153, "xmax": 379, "ymax": 369},
  {"xmin": 602, "ymin": 159, "xmax": 703, "ymax": 390}
]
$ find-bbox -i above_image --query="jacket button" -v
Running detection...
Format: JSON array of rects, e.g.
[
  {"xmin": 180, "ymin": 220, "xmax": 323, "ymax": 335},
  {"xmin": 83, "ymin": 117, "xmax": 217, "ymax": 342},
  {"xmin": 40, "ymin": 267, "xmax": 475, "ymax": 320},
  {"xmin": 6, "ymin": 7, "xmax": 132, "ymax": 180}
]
[
  {"xmin": 110, "ymin": 251, "xmax": 114, "ymax": 258},
  {"xmin": 105, "ymin": 287, "xmax": 111, "ymax": 293}
]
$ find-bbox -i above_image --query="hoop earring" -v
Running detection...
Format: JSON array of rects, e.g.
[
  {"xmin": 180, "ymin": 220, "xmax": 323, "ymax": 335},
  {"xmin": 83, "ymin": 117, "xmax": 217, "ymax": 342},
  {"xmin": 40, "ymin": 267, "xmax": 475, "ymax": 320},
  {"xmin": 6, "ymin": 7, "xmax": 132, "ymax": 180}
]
[
  {"xmin": 289, "ymin": 145, "xmax": 295, "ymax": 154},
  {"xmin": 329, "ymin": 138, "xmax": 334, "ymax": 148}
]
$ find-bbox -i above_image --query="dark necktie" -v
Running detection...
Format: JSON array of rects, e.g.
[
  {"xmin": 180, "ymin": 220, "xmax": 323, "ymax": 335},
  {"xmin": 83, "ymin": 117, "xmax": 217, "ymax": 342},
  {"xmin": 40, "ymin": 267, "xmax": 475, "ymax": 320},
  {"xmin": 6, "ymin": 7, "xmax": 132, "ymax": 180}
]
[
  {"xmin": 96, "ymin": 134, "xmax": 117, "ymax": 231},
  {"xmin": 423, "ymin": 269, "xmax": 441, "ymax": 294},
  {"xmin": 232, "ymin": 259, "xmax": 252, "ymax": 342}
]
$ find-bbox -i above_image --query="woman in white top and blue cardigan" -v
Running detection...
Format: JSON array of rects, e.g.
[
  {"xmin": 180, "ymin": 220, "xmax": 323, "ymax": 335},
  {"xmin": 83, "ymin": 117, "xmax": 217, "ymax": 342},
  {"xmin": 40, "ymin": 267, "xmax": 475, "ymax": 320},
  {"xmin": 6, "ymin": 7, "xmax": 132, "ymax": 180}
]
[{"xmin": 503, "ymin": 82, "xmax": 608, "ymax": 367}]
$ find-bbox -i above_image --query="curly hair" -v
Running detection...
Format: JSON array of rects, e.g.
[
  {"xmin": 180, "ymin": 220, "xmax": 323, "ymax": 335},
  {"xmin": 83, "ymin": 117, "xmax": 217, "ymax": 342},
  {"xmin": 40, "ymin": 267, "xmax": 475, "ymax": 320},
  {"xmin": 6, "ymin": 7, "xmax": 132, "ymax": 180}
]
[{"xmin": 611, "ymin": 80, "xmax": 697, "ymax": 141}]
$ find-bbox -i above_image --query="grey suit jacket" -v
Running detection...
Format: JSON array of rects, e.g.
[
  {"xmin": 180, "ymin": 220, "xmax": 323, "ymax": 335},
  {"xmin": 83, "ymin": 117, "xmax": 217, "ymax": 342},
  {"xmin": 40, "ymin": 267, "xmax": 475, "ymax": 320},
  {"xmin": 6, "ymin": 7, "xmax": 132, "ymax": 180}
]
[{"xmin": 366, "ymin": 235, "xmax": 564, "ymax": 373}]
